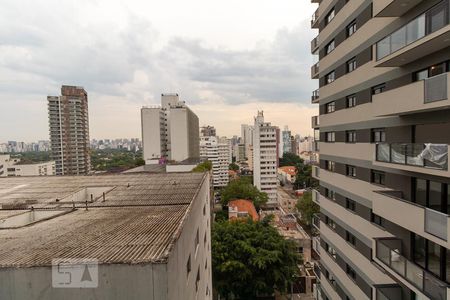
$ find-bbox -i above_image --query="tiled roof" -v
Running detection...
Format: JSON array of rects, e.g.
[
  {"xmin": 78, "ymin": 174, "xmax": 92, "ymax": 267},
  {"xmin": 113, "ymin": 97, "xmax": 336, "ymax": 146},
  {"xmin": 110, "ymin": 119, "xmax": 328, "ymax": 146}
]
[
  {"xmin": 229, "ymin": 199, "xmax": 259, "ymax": 221},
  {"xmin": 278, "ymin": 166, "xmax": 297, "ymax": 176}
]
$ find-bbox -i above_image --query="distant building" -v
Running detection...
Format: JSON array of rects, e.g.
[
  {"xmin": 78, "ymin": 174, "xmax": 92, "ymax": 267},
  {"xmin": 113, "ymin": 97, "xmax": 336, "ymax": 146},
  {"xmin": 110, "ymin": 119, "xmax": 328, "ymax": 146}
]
[
  {"xmin": 0, "ymin": 172, "xmax": 212, "ymax": 300},
  {"xmin": 141, "ymin": 94, "xmax": 199, "ymax": 164},
  {"xmin": 0, "ymin": 155, "xmax": 55, "ymax": 177},
  {"xmin": 48, "ymin": 85, "xmax": 91, "ymax": 175},
  {"xmin": 253, "ymin": 111, "xmax": 278, "ymax": 205},
  {"xmin": 241, "ymin": 124, "xmax": 254, "ymax": 159},
  {"xmin": 282, "ymin": 126, "xmax": 292, "ymax": 156},
  {"xmin": 228, "ymin": 199, "xmax": 259, "ymax": 221},
  {"xmin": 200, "ymin": 126, "xmax": 216, "ymax": 137},
  {"xmin": 278, "ymin": 166, "xmax": 297, "ymax": 185},
  {"xmin": 200, "ymin": 136, "xmax": 230, "ymax": 188}
]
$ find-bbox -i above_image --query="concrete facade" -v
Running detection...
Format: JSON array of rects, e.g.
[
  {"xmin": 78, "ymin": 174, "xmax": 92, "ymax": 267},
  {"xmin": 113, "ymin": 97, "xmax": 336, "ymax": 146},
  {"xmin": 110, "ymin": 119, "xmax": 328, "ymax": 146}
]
[
  {"xmin": 200, "ymin": 135, "xmax": 231, "ymax": 188},
  {"xmin": 311, "ymin": 1, "xmax": 450, "ymax": 299}
]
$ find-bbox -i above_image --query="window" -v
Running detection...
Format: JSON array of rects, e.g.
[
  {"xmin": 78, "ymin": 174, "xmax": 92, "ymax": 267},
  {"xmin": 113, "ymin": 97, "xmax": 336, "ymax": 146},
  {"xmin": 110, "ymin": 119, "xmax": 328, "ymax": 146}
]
[
  {"xmin": 414, "ymin": 62, "xmax": 448, "ymax": 81},
  {"xmin": 204, "ymin": 231, "xmax": 207, "ymax": 246},
  {"xmin": 346, "ymin": 198, "xmax": 356, "ymax": 212},
  {"xmin": 347, "ymin": 57, "xmax": 357, "ymax": 73},
  {"xmin": 325, "ymin": 8, "xmax": 335, "ymax": 25},
  {"xmin": 326, "ymin": 243, "xmax": 337, "ymax": 259},
  {"xmin": 203, "ymin": 204, "xmax": 206, "ymax": 216},
  {"xmin": 325, "ymin": 71, "xmax": 335, "ymax": 84},
  {"xmin": 325, "ymin": 132, "xmax": 335, "ymax": 143},
  {"xmin": 371, "ymin": 212, "xmax": 384, "ymax": 227},
  {"xmin": 325, "ymin": 160, "xmax": 335, "ymax": 172},
  {"xmin": 346, "ymin": 95, "xmax": 356, "ymax": 108},
  {"xmin": 326, "ymin": 101, "xmax": 336, "ymax": 113},
  {"xmin": 195, "ymin": 268, "xmax": 200, "ymax": 292},
  {"xmin": 371, "ymin": 170, "xmax": 386, "ymax": 185},
  {"xmin": 325, "ymin": 40, "xmax": 335, "ymax": 55},
  {"xmin": 346, "ymin": 131, "xmax": 356, "ymax": 143},
  {"xmin": 325, "ymin": 188, "xmax": 336, "ymax": 200},
  {"xmin": 346, "ymin": 165, "xmax": 356, "ymax": 177},
  {"xmin": 346, "ymin": 264, "xmax": 356, "ymax": 280},
  {"xmin": 346, "ymin": 231, "xmax": 356, "ymax": 246},
  {"xmin": 195, "ymin": 228, "xmax": 199, "ymax": 253},
  {"xmin": 347, "ymin": 20, "xmax": 357, "ymax": 37},
  {"xmin": 372, "ymin": 83, "xmax": 386, "ymax": 95},
  {"xmin": 325, "ymin": 216, "xmax": 336, "ymax": 230},
  {"xmin": 372, "ymin": 128, "xmax": 386, "ymax": 143},
  {"xmin": 186, "ymin": 255, "xmax": 192, "ymax": 277}
]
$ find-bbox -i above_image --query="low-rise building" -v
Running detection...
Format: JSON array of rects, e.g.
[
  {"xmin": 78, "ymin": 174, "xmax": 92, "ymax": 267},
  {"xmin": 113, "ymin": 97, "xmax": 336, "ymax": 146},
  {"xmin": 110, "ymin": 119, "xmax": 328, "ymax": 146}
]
[
  {"xmin": 277, "ymin": 166, "xmax": 297, "ymax": 185},
  {"xmin": 0, "ymin": 172, "xmax": 212, "ymax": 300},
  {"xmin": 0, "ymin": 155, "xmax": 55, "ymax": 177},
  {"xmin": 228, "ymin": 199, "xmax": 259, "ymax": 221}
]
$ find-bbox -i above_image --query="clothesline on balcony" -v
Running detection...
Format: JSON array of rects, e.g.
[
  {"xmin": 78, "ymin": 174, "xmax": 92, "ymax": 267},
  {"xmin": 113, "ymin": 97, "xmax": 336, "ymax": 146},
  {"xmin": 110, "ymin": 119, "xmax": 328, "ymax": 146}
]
[{"xmin": 377, "ymin": 143, "xmax": 448, "ymax": 169}]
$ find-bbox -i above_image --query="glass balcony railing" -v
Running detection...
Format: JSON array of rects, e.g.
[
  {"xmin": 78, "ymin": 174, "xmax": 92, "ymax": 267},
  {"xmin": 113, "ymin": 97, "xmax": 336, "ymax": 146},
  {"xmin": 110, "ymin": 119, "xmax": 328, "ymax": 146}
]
[
  {"xmin": 376, "ymin": 238, "xmax": 449, "ymax": 300},
  {"xmin": 376, "ymin": 0, "xmax": 450, "ymax": 60},
  {"xmin": 311, "ymin": 116, "xmax": 320, "ymax": 128},
  {"xmin": 312, "ymin": 214, "xmax": 320, "ymax": 230},
  {"xmin": 376, "ymin": 143, "xmax": 448, "ymax": 170},
  {"xmin": 311, "ymin": 89, "xmax": 319, "ymax": 102},
  {"xmin": 375, "ymin": 284, "xmax": 402, "ymax": 300},
  {"xmin": 311, "ymin": 8, "xmax": 319, "ymax": 27}
]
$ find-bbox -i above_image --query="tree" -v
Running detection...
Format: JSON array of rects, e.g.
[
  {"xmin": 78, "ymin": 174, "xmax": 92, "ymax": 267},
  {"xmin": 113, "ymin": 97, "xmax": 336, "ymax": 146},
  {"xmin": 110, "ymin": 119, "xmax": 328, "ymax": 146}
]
[
  {"xmin": 293, "ymin": 164, "xmax": 318, "ymax": 190},
  {"xmin": 192, "ymin": 160, "xmax": 213, "ymax": 172},
  {"xmin": 229, "ymin": 162, "xmax": 239, "ymax": 171},
  {"xmin": 279, "ymin": 153, "xmax": 303, "ymax": 167},
  {"xmin": 212, "ymin": 217, "xmax": 301, "ymax": 299},
  {"xmin": 296, "ymin": 191, "xmax": 319, "ymax": 225},
  {"xmin": 221, "ymin": 178, "xmax": 268, "ymax": 210}
]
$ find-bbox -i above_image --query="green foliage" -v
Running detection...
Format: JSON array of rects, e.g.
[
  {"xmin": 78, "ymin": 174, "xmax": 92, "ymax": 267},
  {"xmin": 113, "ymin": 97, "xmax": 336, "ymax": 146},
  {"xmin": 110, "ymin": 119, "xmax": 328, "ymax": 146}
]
[
  {"xmin": 91, "ymin": 149, "xmax": 143, "ymax": 172},
  {"xmin": 229, "ymin": 162, "xmax": 239, "ymax": 171},
  {"xmin": 215, "ymin": 210, "xmax": 229, "ymax": 222},
  {"xmin": 221, "ymin": 178, "xmax": 267, "ymax": 210},
  {"xmin": 279, "ymin": 153, "xmax": 303, "ymax": 167},
  {"xmin": 212, "ymin": 217, "xmax": 301, "ymax": 299},
  {"xmin": 9, "ymin": 152, "xmax": 51, "ymax": 165},
  {"xmin": 293, "ymin": 164, "xmax": 318, "ymax": 190},
  {"xmin": 296, "ymin": 192, "xmax": 319, "ymax": 225},
  {"xmin": 192, "ymin": 160, "xmax": 213, "ymax": 172}
]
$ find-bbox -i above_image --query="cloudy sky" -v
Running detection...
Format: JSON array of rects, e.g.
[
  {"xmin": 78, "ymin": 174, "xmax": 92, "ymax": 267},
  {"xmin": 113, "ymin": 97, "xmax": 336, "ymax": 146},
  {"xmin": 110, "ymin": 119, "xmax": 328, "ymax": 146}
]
[{"xmin": 1, "ymin": 0, "xmax": 317, "ymax": 142}]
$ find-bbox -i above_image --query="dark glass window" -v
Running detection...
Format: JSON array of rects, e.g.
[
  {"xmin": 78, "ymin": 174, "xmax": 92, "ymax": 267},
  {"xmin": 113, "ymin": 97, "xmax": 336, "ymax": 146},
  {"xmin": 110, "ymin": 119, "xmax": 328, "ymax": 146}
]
[
  {"xmin": 426, "ymin": 1, "xmax": 448, "ymax": 34},
  {"xmin": 326, "ymin": 71, "xmax": 336, "ymax": 84},
  {"xmin": 414, "ymin": 178, "xmax": 427, "ymax": 207},
  {"xmin": 326, "ymin": 243, "xmax": 337, "ymax": 259},
  {"xmin": 371, "ymin": 170, "xmax": 386, "ymax": 185},
  {"xmin": 372, "ymin": 83, "xmax": 386, "ymax": 95},
  {"xmin": 325, "ymin": 188, "xmax": 336, "ymax": 200},
  {"xmin": 186, "ymin": 255, "xmax": 192, "ymax": 277},
  {"xmin": 325, "ymin": 160, "xmax": 335, "ymax": 172},
  {"xmin": 346, "ymin": 264, "xmax": 356, "ymax": 280},
  {"xmin": 371, "ymin": 212, "xmax": 384, "ymax": 227},
  {"xmin": 347, "ymin": 94, "xmax": 356, "ymax": 108},
  {"xmin": 326, "ymin": 216, "xmax": 336, "ymax": 230},
  {"xmin": 347, "ymin": 57, "xmax": 357, "ymax": 73},
  {"xmin": 346, "ymin": 231, "xmax": 356, "ymax": 246},
  {"xmin": 326, "ymin": 40, "xmax": 335, "ymax": 55},
  {"xmin": 326, "ymin": 101, "xmax": 336, "ymax": 113},
  {"xmin": 347, "ymin": 20, "xmax": 357, "ymax": 37},
  {"xmin": 325, "ymin": 8, "xmax": 335, "ymax": 25},
  {"xmin": 346, "ymin": 198, "xmax": 356, "ymax": 212},
  {"xmin": 372, "ymin": 128, "xmax": 386, "ymax": 143},
  {"xmin": 346, "ymin": 165, "xmax": 356, "ymax": 177},
  {"xmin": 346, "ymin": 131, "xmax": 356, "ymax": 143},
  {"xmin": 325, "ymin": 132, "xmax": 335, "ymax": 142}
]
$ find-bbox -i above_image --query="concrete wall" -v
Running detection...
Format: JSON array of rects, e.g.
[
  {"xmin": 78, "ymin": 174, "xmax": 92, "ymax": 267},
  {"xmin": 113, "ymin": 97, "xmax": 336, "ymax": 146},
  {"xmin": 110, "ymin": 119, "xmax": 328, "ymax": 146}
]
[{"xmin": 142, "ymin": 107, "xmax": 163, "ymax": 163}]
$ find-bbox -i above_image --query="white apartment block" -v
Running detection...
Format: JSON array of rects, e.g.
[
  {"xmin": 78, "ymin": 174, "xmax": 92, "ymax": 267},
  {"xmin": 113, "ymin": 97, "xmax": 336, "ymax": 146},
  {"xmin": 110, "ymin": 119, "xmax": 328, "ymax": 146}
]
[
  {"xmin": 241, "ymin": 124, "xmax": 254, "ymax": 159},
  {"xmin": 0, "ymin": 155, "xmax": 55, "ymax": 177},
  {"xmin": 253, "ymin": 111, "xmax": 278, "ymax": 205},
  {"xmin": 200, "ymin": 136, "xmax": 230, "ymax": 188},
  {"xmin": 142, "ymin": 94, "xmax": 199, "ymax": 164}
]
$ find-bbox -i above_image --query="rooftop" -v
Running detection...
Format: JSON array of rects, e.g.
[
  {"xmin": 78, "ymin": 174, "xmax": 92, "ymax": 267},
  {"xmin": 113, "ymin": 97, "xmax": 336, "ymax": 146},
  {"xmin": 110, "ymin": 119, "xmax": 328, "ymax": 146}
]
[
  {"xmin": 228, "ymin": 199, "xmax": 259, "ymax": 221},
  {"xmin": 278, "ymin": 166, "xmax": 297, "ymax": 176},
  {"xmin": 0, "ymin": 172, "xmax": 207, "ymax": 267}
]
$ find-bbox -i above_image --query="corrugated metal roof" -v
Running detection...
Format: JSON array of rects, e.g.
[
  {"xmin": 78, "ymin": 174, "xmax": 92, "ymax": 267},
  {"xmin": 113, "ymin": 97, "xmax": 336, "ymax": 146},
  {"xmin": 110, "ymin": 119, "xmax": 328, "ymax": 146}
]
[{"xmin": 0, "ymin": 173, "xmax": 207, "ymax": 267}]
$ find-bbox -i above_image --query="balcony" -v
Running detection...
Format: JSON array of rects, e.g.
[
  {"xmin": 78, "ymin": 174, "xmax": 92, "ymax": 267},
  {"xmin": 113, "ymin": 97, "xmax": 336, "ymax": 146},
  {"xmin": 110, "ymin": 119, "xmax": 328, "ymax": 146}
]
[
  {"xmin": 373, "ymin": 73, "xmax": 450, "ymax": 117},
  {"xmin": 312, "ymin": 167, "xmax": 320, "ymax": 181},
  {"xmin": 311, "ymin": 8, "xmax": 319, "ymax": 28},
  {"xmin": 311, "ymin": 89, "xmax": 319, "ymax": 104},
  {"xmin": 375, "ymin": 238, "xmax": 449, "ymax": 300},
  {"xmin": 376, "ymin": 1, "xmax": 450, "ymax": 67},
  {"xmin": 313, "ymin": 141, "xmax": 320, "ymax": 152},
  {"xmin": 374, "ymin": 284, "xmax": 403, "ymax": 300},
  {"xmin": 312, "ymin": 236, "xmax": 321, "ymax": 255},
  {"xmin": 373, "ymin": 190, "xmax": 449, "ymax": 241},
  {"xmin": 311, "ymin": 36, "xmax": 319, "ymax": 53},
  {"xmin": 312, "ymin": 213, "xmax": 320, "ymax": 231},
  {"xmin": 375, "ymin": 143, "xmax": 448, "ymax": 171},
  {"xmin": 311, "ymin": 62, "xmax": 319, "ymax": 79},
  {"xmin": 374, "ymin": 0, "xmax": 424, "ymax": 17},
  {"xmin": 311, "ymin": 116, "xmax": 320, "ymax": 129}
]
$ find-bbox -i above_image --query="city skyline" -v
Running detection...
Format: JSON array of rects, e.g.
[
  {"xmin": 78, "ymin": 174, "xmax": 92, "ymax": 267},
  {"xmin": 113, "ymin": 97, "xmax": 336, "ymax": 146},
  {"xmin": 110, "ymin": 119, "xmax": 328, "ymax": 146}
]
[{"xmin": 0, "ymin": 0, "xmax": 317, "ymax": 142}]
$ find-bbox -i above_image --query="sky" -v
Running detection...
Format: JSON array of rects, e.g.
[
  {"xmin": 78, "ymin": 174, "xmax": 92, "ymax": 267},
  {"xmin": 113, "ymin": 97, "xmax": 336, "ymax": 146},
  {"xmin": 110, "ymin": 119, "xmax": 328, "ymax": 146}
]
[{"xmin": 0, "ymin": 0, "xmax": 318, "ymax": 142}]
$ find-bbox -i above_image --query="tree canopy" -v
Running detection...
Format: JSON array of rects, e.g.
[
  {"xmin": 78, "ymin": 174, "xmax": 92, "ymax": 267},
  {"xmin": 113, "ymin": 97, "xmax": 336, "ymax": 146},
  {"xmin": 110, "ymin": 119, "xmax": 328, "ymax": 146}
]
[
  {"xmin": 192, "ymin": 160, "xmax": 213, "ymax": 172},
  {"xmin": 296, "ymin": 191, "xmax": 319, "ymax": 226},
  {"xmin": 293, "ymin": 164, "xmax": 318, "ymax": 190},
  {"xmin": 220, "ymin": 178, "xmax": 268, "ymax": 210},
  {"xmin": 91, "ymin": 149, "xmax": 144, "ymax": 172},
  {"xmin": 212, "ymin": 217, "xmax": 301, "ymax": 299},
  {"xmin": 229, "ymin": 162, "xmax": 239, "ymax": 171},
  {"xmin": 279, "ymin": 153, "xmax": 303, "ymax": 167}
]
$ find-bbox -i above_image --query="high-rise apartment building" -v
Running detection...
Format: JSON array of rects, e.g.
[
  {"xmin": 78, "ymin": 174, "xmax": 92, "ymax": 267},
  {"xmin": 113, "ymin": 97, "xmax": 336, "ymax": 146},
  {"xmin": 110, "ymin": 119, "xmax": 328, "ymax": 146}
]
[
  {"xmin": 142, "ymin": 94, "xmax": 199, "ymax": 164},
  {"xmin": 282, "ymin": 126, "xmax": 292, "ymax": 155},
  {"xmin": 253, "ymin": 111, "xmax": 278, "ymax": 205},
  {"xmin": 48, "ymin": 85, "xmax": 90, "ymax": 175},
  {"xmin": 241, "ymin": 124, "xmax": 254, "ymax": 159},
  {"xmin": 200, "ymin": 133, "xmax": 231, "ymax": 188},
  {"xmin": 201, "ymin": 125, "xmax": 217, "ymax": 137},
  {"xmin": 310, "ymin": 1, "xmax": 450, "ymax": 300}
]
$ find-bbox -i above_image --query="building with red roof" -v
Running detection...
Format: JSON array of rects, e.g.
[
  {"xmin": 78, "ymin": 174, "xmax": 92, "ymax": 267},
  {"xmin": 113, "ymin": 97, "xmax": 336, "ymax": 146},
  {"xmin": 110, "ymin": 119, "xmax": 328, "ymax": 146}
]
[{"xmin": 228, "ymin": 199, "xmax": 259, "ymax": 221}]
